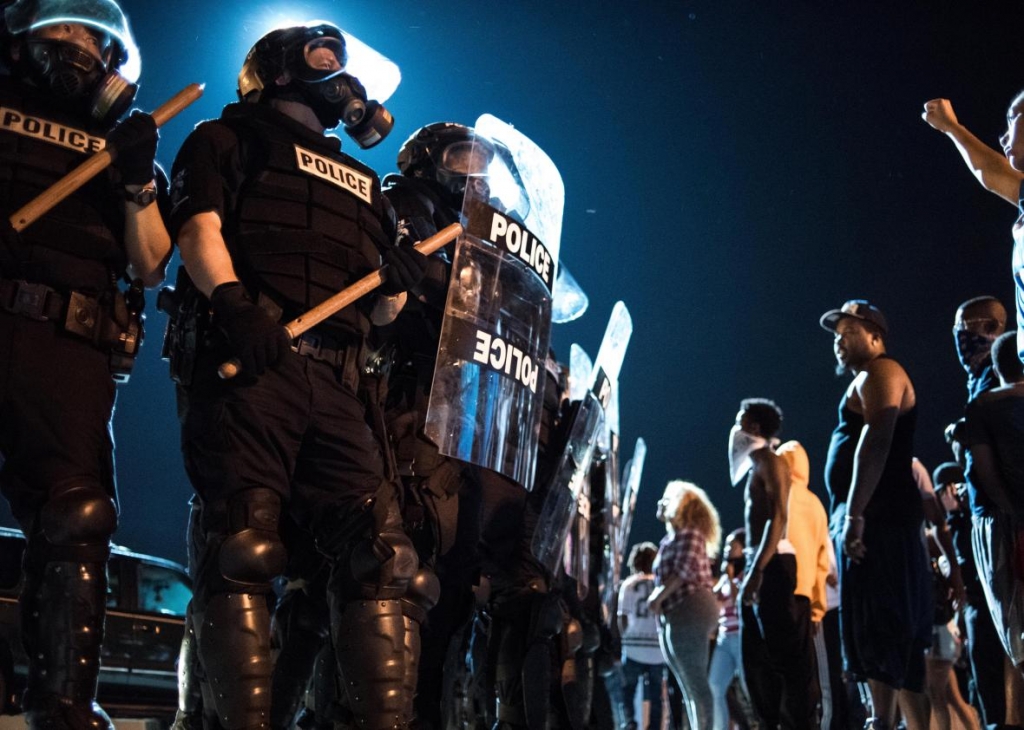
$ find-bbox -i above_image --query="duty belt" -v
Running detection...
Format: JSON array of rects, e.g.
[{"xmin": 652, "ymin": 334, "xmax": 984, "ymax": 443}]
[
  {"xmin": 290, "ymin": 330, "xmax": 362, "ymax": 391},
  {"xmin": 0, "ymin": 278, "xmax": 69, "ymax": 321}
]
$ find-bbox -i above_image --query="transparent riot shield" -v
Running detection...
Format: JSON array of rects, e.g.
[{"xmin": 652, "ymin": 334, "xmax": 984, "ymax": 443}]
[
  {"xmin": 600, "ymin": 431, "xmax": 621, "ymax": 617},
  {"xmin": 569, "ymin": 343, "xmax": 593, "ymax": 403},
  {"xmin": 568, "ymin": 463, "xmax": 591, "ymax": 600},
  {"xmin": 531, "ymin": 303, "xmax": 632, "ymax": 573},
  {"xmin": 552, "ymin": 264, "xmax": 588, "ymax": 324},
  {"xmin": 424, "ymin": 115, "xmax": 564, "ymax": 491},
  {"xmin": 618, "ymin": 437, "xmax": 647, "ymax": 551},
  {"xmin": 531, "ymin": 391, "xmax": 604, "ymax": 576}
]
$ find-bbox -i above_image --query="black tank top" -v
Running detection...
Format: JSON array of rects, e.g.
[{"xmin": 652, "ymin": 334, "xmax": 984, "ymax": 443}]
[{"xmin": 824, "ymin": 363, "xmax": 922, "ymax": 524}]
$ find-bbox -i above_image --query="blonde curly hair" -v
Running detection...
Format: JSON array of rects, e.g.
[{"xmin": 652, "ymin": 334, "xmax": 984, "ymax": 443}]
[{"xmin": 659, "ymin": 480, "xmax": 722, "ymax": 559}]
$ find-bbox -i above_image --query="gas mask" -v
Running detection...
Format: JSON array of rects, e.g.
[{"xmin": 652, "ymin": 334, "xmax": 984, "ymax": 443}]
[
  {"xmin": 21, "ymin": 37, "xmax": 135, "ymax": 124},
  {"xmin": 311, "ymin": 71, "xmax": 393, "ymax": 149},
  {"xmin": 239, "ymin": 25, "xmax": 396, "ymax": 149},
  {"xmin": 727, "ymin": 424, "xmax": 767, "ymax": 486},
  {"xmin": 5, "ymin": 0, "xmax": 141, "ymax": 127}
]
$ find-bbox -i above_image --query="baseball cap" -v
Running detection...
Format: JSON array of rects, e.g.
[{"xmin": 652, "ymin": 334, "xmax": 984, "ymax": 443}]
[{"xmin": 819, "ymin": 299, "xmax": 889, "ymax": 335}]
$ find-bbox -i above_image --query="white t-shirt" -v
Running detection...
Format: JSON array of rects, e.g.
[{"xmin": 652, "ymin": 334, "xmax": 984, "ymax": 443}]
[{"xmin": 617, "ymin": 572, "xmax": 664, "ymax": 665}]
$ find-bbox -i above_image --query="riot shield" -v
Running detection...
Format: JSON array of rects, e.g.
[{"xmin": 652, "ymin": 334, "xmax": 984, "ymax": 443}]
[
  {"xmin": 569, "ymin": 343, "xmax": 593, "ymax": 403},
  {"xmin": 600, "ymin": 431, "xmax": 621, "ymax": 617},
  {"xmin": 617, "ymin": 438, "xmax": 647, "ymax": 551},
  {"xmin": 531, "ymin": 391, "xmax": 604, "ymax": 576},
  {"xmin": 552, "ymin": 264, "xmax": 588, "ymax": 324},
  {"xmin": 531, "ymin": 303, "xmax": 633, "ymax": 574},
  {"xmin": 424, "ymin": 115, "xmax": 563, "ymax": 491}
]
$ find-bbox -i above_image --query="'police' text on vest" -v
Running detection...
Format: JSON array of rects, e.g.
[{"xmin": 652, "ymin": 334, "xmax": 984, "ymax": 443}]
[
  {"xmin": 0, "ymin": 107, "xmax": 104, "ymax": 154},
  {"xmin": 294, "ymin": 145, "xmax": 372, "ymax": 204}
]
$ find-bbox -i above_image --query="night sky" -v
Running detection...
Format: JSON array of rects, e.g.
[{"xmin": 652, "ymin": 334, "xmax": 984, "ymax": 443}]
[{"xmin": 2, "ymin": 1, "xmax": 1020, "ymax": 566}]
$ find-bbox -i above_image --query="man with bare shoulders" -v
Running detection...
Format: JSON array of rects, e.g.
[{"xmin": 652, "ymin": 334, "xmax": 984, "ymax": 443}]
[
  {"xmin": 729, "ymin": 398, "xmax": 819, "ymax": 729},
  {"xmin": 821, "ymin": 300, "xmax": 933, "ymax": 730}
]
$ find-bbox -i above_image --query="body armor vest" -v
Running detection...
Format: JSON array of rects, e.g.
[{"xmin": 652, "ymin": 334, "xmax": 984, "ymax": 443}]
[
  {"xmin": 0, "ymin": 76, "xmax": 125, "ymax": 291},
  {"xmin": 219, "ymin": 104, "xmax": 392, "ymax": 338}
]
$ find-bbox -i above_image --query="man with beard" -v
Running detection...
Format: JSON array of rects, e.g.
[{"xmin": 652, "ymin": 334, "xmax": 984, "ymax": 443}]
[{"xmin": 821, "ymin": 300, "xmax": 933, "ymax": 730}]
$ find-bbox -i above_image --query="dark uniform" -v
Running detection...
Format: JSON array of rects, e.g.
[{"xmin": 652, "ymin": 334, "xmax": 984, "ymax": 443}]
[
  {"xmin": 381, "ymin": 170, "xmax": 478, "ymax": 730},
  {"xmin": 167, "ymin": 82, "xmax": 429, "ymax": 730},
  {"xmin": 378, "ymin": 120, "xmax": 585, "ymax": 729},
  {"xmin": 0, "ymin": 1, "xmax": 165, "ymax": 727}
]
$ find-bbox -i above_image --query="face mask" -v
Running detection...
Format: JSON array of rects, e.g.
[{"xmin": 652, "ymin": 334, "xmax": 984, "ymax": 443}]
[
  {"xmin": 727, "ymin": 424, "xmax": 767, "ymax": 486},
  {"xmin": 954, "ymin": 330, "xmax": 997, "ymax": 375},
  {"xmin": 290, "ymin": 71, "xmax": 393, "ymax": 148},
  {"xmin": 22, "ymin": 39, "xmax": 136, "ymax": 125}
]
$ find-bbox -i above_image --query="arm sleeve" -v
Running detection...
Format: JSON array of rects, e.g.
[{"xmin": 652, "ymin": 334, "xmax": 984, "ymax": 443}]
[{"xmin": 167, "ymin": 121, "xmax": 239, "ymax": 239}]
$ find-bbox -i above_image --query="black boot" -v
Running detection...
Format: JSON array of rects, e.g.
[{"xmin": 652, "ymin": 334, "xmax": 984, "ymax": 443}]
[{"xmin": 21, "ymin": 560, "xmax": 114, "ymax": 730}]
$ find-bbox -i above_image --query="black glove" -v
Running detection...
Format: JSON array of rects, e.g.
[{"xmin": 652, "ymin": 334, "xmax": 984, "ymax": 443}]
[
  {"xmin": 106, "ymin": 111, "xmax": 158, "ymax": 186},
  {"xmin": 379, "ymin": 239, "xmax": 429, "ymax": 296},
  {"xmin": 210, "ymin": 282, "xmax": 290, "ymax": 375}
]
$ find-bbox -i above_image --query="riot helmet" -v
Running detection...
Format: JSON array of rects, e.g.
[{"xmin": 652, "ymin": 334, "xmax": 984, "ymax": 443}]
[
  {"xmin": 4, "ymin": 0, "xmax": 140, "ymax": 125},
  {"xmin": 238, "ymin": 21, "xmax": 396, "ymax": 148},
  {"xmin": 397, "ymin": 122, "xmax": 498, "ymax": 207}
]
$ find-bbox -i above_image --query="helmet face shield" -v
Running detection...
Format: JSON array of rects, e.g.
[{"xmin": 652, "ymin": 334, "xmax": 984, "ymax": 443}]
[
  {"xmin": 440, "ymin": 140, "xmax": 493, "ymax": 176},
  {"xmin": 299, "ymin": 35, "xmax": 345, "ymax": 82},
  {"xmin": 5, "ymin": 0, "xmax": 140, "ymax": 81}
]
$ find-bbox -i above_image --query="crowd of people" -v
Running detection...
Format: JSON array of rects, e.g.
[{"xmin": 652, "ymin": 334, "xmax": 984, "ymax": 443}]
[
  {"xmin": 1, "ymin": 1, "xmax": 1024, "ymax": 730},
  {"xmin": 628, "ymin": 306, "xmax": 1024, "ymax": 730}
]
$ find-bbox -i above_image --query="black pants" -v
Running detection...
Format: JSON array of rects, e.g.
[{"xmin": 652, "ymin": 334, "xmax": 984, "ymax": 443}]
[
  {"xmin": 0, "ymin": 313, "xmax": 116, "ymax": 522},
  {"xmin": 963, "ymin": 598, "xmax": 1010, "ymax": 730},
  {"xmin": 741, "ymin": 553, "xmax": 820, "ymax": 729},
  {"xmin": 180, "ymin": 347, "xmax": 384, "ymax": 526}
]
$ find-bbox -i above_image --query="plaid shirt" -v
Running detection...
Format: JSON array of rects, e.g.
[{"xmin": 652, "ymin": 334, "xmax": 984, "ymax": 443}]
[{"xmin": 653, "ymin": 527, "xmax": 714, "ymax": 614}]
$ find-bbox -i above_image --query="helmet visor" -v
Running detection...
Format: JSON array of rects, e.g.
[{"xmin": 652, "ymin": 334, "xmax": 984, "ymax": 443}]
[
  {"xmin": 298, "ymin": 35, "xmax": 345, "ymax": 82},
  {"xmin": 5, "ymin": 0, "xmax": 139, "ymax": 81},
  {"xmin": 440, "ymin": 140, "xmax": 492, "ymax": 176}
]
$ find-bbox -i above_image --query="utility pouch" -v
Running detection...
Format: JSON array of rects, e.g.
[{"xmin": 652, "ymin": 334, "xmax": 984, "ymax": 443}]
[{"xmin": 63, "ymin": 282, "xmax": 145, "ymax": 383}]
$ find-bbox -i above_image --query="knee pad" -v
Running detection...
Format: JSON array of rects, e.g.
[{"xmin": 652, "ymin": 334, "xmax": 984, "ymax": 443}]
[
  {"xmin": 402, "ymin": 566, "xmax": 440, "ymax": 623},
  {"xmin": 346, "ymin": 524, "xmax": 418, "ymax": 599},
  {"xmin": 40, "ymin": 482, "xmax": 117, "ymax": 547},
  {"xmin": 563, "ymin": 617, "xmax": 583, "ymax": 655},
  {"xmin": 41, "ymin": 482, "xmax": 117, "ymax": 545},
  {"xmin": 331, "ymin": 491, "xmax": 418, "ymax": 599},
  {"xmin": 219, "ymin": 528, "xmax": 287, "ymax": 585},
  {"xmin": 199, "ymin": 489, "xmax": 286, "ymax": 595}
]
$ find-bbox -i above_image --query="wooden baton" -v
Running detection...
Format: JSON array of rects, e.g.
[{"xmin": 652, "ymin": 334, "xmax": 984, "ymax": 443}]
[
  {"xmin": 9, "ymin": 82, "xmax": 205, "ymax": 232},
  {"xmin": 217, "ymin": 221, "xmax": 464, "ymax": 380}
]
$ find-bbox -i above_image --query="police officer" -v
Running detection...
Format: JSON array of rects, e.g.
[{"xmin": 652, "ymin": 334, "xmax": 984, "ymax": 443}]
[
  {"xmin": 388, "ymin": 123, "xmax": 587, "ymax": 730},
  {"xmin": 382, "ymin": 122, "xmax": 488, "ymax": 728},
  {"xmin": 166, "ymin": 21, "xmax": 433, "ymax": 730},
  {"xmin": 0, "ymin": 0, "xmax": 169, "ymax": 727}
]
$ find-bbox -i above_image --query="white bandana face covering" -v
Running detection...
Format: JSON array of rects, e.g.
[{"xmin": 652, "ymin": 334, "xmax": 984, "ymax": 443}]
[{"xmin": 727, "ymin": 424, "xmax": 767, "ymax": 486}]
